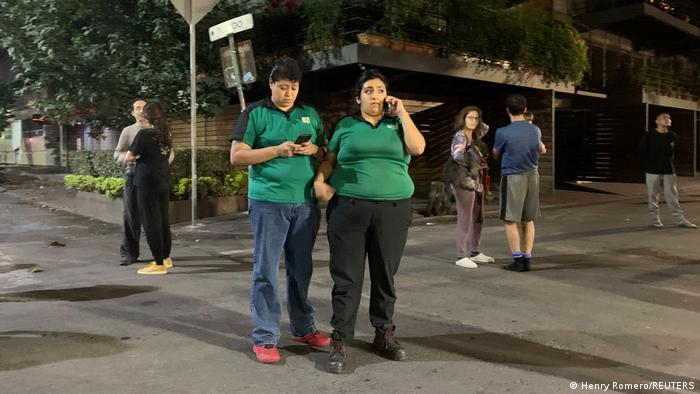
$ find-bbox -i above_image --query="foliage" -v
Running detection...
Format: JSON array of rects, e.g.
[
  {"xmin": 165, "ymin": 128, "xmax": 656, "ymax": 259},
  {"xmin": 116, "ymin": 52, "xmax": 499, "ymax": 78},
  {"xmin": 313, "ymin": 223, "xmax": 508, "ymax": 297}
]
[
  {"xmin": 297, "ymin": 0, "xmax": 588, "ymax": 83},
  {"xmin": 301, "ymin": 0, "xmax": 343, "ymax": 50},
  {"xmin": 224, "ymin": 171, "xmax": 248, "ymax": 195},
  {"xmin": 67, "ymin": 150, "xmax": 123, "ymax": 178},
  {"xmin": 168, "ymin": 148, "xmax": 234, "ymax": 180},
  {"xmin": 170, "ymin": 172, "xmax": 248, "ymax": 200},
  {"xmin": 95, "ymin": 177, "xmax": 126, "ymax": 198},
  {"xmin": 64, "ymin": 174, "xmax": 98, "ymax": 192},
  {"xmin": 67, "ymin": 147, "xmax": 247, "ymax": 200},
  {"xmin": 68, "ymin": 147, "xmax": 234, "ymax": 180},
  {"xmin": 0, "ymin": 80, "xmax": 18, "ymax": 132},
  {"xmin": 0, "ymin": 0, "xmax": 249, "ymax": 127},
  {"xmin": 64, "ymin": 174, "xmax": 125, "ymax": 198}
]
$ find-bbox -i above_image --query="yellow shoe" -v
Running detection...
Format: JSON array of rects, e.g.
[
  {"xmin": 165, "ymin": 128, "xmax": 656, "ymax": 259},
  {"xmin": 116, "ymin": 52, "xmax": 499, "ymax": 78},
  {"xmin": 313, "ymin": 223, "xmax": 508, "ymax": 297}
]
[
  {"xmin": 163, "ymin": 257, "xmax": 173, "ymax": 268},
  {"xmin": 137, "ymin": 262, "xmax": 167, "ymax": 275}
]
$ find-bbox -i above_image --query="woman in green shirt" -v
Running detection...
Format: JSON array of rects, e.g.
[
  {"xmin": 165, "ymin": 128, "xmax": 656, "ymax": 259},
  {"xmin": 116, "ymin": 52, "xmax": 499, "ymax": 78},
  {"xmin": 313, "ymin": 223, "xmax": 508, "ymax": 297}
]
[{"xmin": 314, "ymin": 69, "xmax": 425, "ymax": 373}]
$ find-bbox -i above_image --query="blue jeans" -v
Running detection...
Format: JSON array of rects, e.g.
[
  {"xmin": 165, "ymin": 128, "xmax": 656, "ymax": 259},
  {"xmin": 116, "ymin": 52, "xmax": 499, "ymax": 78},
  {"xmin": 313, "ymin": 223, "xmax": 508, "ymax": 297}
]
[{"xmin": 248, "ymin": 199, "xmax": 321, "ymax": 345}]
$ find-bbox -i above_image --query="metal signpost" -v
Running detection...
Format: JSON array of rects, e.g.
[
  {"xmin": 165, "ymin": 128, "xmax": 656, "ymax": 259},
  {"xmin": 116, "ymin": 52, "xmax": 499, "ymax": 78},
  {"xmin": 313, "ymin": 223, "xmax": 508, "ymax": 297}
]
[
  {"xmin": 209, "ymin": 13, "xmax": 254, "ymax": 112},
  {"xmin": 170, "ymin": 0, "xmax": 220, "ymax": 227}
]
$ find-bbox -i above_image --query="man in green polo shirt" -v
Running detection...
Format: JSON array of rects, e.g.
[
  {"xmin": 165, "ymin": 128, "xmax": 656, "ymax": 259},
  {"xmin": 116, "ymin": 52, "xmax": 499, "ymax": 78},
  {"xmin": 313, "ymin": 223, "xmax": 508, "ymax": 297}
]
[{"xmin": 229, "ymin": 56, "xmax": 330, "ymax": 364}]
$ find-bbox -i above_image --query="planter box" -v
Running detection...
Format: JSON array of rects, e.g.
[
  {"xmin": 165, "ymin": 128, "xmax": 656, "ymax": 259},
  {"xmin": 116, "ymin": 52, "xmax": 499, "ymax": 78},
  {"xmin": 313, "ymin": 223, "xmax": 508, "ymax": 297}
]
[
  {"xmin": 169, "ymin": 195, "xmax": 248, "ymax": 223},
  {"xmin": 357, "ymin": 32, "xmax": 438, "ymax": 57},
  {"xmin": 71, "ymin": 191, "xmax": 247, "ymax": 225}
]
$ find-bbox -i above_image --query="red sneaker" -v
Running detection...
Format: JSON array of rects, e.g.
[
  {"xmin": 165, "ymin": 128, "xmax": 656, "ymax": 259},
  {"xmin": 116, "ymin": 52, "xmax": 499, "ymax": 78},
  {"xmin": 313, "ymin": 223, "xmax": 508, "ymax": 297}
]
[
  {"xmin": 253, "ymin": 344, "xmax": 280, "ymax": 363},
  {"xmin": 293, "ymin": 331, "xmax": 331, "ymax": 347}
]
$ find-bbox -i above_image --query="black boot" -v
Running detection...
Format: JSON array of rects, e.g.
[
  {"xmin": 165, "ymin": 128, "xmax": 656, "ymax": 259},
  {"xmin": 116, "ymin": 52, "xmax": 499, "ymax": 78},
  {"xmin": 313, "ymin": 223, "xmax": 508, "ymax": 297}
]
[
  {"xmin": 503, "ymin": 257, "xmax": 527, "ymax": 272},
  {"xmin": 522, "ymin": 257, "xmax": 531, "ymax": 272},
  {"xmin": 328, "ymin": 338, "xmax": 346, "ymax": 374},
  {"xmin": 372, "ymin": 325, "xmax": 407, "ymax": 361}
]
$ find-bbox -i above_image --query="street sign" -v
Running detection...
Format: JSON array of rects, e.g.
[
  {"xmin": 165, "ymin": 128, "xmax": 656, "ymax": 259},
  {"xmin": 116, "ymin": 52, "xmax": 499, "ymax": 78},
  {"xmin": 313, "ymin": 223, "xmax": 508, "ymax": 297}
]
[
  {"xmin": 170, "ymin": 0, "xmax": 220, "ymax": 24},
  {"xmin": 219, "ymin": 40, "xmax": 257, "ymax": 88},
  {"xmin": 208, "ymin": 13, "xmax": 254, "ymax": 42}
]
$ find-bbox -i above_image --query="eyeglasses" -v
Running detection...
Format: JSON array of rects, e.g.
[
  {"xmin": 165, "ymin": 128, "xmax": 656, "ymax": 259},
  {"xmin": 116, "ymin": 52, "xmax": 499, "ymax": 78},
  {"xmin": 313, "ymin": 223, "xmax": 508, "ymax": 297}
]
[{"xmin": 466, "ymin": 116, "xmax": 479, "ymax": 121}]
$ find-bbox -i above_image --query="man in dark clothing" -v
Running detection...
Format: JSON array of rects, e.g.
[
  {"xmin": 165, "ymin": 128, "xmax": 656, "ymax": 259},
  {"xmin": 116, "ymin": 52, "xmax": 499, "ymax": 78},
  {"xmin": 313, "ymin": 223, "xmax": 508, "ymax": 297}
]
[{"xmin": 638, "ymin": 113, "xmax": 696, "ymax": 229}]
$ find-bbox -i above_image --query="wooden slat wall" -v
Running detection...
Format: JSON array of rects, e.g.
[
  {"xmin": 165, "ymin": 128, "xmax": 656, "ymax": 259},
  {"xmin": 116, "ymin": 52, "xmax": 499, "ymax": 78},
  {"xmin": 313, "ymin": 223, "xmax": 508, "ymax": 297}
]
[
  {"xmin": 170, "ymin": 105, "xmax": 241, "ymax": 149},
  {"xmin": 555, "ymin": 106, "xmax": 645, "ymax": 183}
]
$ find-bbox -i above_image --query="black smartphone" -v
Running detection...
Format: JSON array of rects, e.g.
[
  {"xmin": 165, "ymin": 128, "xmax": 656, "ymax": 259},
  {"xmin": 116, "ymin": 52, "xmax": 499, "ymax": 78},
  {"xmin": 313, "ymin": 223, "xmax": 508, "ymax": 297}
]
[
  {"xmin": 383, "ymin": 101, "xmax": 395, "ymax": 115},
  {"xmin": 295, "ymin": 134, "xmax": 312, "ymax": 144}
]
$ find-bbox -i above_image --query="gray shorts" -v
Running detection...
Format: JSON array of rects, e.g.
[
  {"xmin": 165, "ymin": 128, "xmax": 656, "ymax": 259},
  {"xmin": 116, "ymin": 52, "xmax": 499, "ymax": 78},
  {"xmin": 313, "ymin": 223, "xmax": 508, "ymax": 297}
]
[{"xmin": 499, "ymin": 169, "xmax": 540, "ymax": 222}]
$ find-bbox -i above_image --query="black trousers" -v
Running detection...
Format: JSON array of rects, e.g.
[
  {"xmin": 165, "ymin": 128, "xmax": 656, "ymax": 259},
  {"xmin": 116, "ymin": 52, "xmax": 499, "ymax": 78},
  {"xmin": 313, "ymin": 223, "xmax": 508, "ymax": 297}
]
[
  {"xmin": 120, "ymin": 173, "xmax": 141, "ymax": 259},
  {"xmin": 326, "ymin": 195, "xmax": 412, "ymax": 340},
  {"xmin": 135, "ymin": 185, "xmax": 171, "ymax": 265}
]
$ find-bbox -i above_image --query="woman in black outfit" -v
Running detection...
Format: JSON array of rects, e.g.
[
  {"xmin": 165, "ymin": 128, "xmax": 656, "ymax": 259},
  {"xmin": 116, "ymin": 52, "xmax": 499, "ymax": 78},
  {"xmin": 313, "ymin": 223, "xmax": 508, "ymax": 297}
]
[{"xmin": 126, "ymin": 100, "xmax": 173, "ymax": 274}]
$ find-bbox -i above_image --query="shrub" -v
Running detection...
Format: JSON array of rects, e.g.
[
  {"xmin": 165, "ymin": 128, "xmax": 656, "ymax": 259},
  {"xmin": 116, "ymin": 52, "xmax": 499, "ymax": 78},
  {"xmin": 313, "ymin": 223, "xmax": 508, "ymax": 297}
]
[
  {"xmin": 67, "ymin": 151, "xmax": 96, "ymax": 176},
  {"xmin": 67, "ymin": 150, "xmax": 123, "ymax": 177},
  {"xmin": 64, "ymin": 174, "xmax": 98, "ymax": 192},
  {"xmin": 169, "ymin": 148, "xmax": 233, "ymax": 181},
  {"xmin": 94, "ymin": 177, "xmax": 125, "ymax": 198},
  {"xmin": 169, "ymin": 170, "xmax": 248, "ymax": 200},
  {"xmin": 65, "ymin": 174, "xmax": 124, "ymax": 197}
]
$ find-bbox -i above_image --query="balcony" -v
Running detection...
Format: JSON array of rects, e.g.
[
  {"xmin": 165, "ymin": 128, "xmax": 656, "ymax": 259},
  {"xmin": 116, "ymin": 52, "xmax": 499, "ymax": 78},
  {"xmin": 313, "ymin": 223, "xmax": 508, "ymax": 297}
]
[{"xmin": 573, "ymin": 0, "xmax": 700, "ymax": 53}]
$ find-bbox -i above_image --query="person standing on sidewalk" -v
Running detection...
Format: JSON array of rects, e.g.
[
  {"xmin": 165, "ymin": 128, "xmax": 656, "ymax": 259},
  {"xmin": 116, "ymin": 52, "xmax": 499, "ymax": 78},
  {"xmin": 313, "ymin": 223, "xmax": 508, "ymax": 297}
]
[
  {"xmin": 229, "ymin": 56, "xmax": 330, "ymax": 364},
  {"xmin": 493, "ymin": 94, "xmax": 541, "ymax": 272},
  {"xmin": 444, "ymin": 106, "xmax": 494, "ymax": 269},
  {"xmin": 638, "ymin": 113, "xmax": 697, "ymax": 229},
  {"xmin": 314, "ymin": 69, "xmax": 425, "ymax": 373},
  {"xmin": 114, "ymin": 98, "xmax": 146, "ymax": 266},
  {"xmin": 125, "ymin": 101, "xmax": 174, "ymax": 275}
]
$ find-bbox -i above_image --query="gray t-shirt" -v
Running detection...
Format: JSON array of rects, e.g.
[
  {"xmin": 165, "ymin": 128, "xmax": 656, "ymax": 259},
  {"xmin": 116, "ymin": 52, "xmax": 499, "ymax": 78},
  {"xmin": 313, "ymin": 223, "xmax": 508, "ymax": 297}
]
[{"xmin": 114, "ymin": 123, "xmax": 141, "ymax": 173}]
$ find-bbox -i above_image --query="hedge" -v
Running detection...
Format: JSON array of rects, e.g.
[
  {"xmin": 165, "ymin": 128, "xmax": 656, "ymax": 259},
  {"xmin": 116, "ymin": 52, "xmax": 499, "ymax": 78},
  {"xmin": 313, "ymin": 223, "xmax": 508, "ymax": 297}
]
[
  {"xmin": 67, "ymin": 148, "xmax": 235, "ymax": 180},
  {"xmin": 64, "ymin": 146, "xmax": 248, "ymax": 200}
]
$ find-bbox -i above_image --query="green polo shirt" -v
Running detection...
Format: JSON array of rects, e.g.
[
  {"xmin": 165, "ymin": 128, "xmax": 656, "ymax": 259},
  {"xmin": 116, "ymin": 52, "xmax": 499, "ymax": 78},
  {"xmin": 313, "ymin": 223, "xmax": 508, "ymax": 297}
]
[
  {"xmin": 229, "ymin": 98, "xmax": 325, "ymax": 203},
  {"xmin": 328, "ymin": 115, "xmax": 414, "ymax": 200}
]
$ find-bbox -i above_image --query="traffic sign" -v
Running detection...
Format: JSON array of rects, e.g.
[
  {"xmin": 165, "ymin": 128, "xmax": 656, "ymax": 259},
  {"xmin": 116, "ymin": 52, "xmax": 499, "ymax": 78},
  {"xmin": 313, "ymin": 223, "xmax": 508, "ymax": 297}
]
[
  {"xmin": 208, "ymin": 13, "xmax": 254, "ymax": 42},
  {"xmin": 170, "ymin": 0, "xmax": 220, "ymax": 25}
]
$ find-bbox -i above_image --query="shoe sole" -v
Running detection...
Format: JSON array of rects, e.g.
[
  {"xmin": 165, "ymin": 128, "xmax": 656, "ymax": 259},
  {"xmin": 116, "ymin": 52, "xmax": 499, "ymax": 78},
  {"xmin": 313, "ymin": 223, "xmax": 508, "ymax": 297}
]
[
  {"xmin": 137, "ymin": 269, "xmax": 167, "ymax": 275},
  {"xmin": 328, "ymin": 364, "xmax": 344, "ymax": 374},
  {"xmin": 292, "ymin": 337, "xmax": 331, "ymax": 347},
  {"xmin": 374, "ymin": 349, "xmax": 408, "ymax": 361}
]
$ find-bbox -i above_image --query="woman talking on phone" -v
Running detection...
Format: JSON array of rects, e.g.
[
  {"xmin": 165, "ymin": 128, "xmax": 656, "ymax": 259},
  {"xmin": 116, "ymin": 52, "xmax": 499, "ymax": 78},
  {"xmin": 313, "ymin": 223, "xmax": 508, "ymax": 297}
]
[
  {"xmin": 229, "ymin": 56, "xmax": 330, "ymax": 364},
  {"xmin": 314, "ymin": 69, "xmax": 425, "ymax": 373}
]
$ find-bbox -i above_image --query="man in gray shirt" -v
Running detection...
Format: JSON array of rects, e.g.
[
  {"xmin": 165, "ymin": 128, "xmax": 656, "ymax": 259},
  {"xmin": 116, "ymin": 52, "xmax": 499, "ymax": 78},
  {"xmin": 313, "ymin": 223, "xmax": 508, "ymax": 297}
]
[{"xmin": 114, "ymin": 98, "xmax": 146, "ymax": 265}]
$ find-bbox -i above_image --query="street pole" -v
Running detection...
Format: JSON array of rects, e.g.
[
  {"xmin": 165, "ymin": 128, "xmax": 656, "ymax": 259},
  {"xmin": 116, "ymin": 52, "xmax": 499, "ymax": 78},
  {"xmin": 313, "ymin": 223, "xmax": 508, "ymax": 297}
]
[
  {"xmin": 58, "ymin": 124, "xmax": 65, "ymax": 167},
  {"xmin": 227, "ymin": 33, "xmax": 246, "ymax": 112},
  {"xmin": 190, "ymin": 20, "xmax": 198, "ymax": 228}
]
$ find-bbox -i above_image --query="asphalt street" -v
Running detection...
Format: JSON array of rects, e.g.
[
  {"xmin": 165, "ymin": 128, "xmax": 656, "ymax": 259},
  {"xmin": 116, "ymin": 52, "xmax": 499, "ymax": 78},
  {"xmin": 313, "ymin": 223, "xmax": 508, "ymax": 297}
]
[{"xmin": 1, "ymin": 178, "xmax": 700, "ymax": 394}]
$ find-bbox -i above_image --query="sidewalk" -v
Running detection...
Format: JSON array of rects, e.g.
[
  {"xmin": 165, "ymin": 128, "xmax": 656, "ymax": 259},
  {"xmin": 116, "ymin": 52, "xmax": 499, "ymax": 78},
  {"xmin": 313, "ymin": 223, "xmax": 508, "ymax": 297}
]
[{"xmin": 4, "ymin": 164, "xmax": 700, "ymax": 234}]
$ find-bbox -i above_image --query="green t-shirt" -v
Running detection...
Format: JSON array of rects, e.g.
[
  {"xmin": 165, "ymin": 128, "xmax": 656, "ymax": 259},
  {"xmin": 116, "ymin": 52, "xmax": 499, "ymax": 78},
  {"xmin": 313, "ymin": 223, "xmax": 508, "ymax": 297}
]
[
  {"xmin": 229, "ymin": 98, "xmax": 325, "ymax": 203},
  {"xmin": 328, "ymin": 115, "xmax": 414, "ymax": 200}
]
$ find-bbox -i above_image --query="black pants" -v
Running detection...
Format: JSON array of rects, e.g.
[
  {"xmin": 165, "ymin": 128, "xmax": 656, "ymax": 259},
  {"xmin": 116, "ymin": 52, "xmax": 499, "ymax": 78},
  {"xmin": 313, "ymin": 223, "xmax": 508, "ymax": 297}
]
[
  {"xmin": 120, "ymin": 173, "xmax": 141, "ymax": 259},
  {"xmin": 135, "ymin": 185, "xmax": 171, "ymax": 265},
  {"xmin": 326, "ymin": 195, "xmax": 412, "ymax": 340}
]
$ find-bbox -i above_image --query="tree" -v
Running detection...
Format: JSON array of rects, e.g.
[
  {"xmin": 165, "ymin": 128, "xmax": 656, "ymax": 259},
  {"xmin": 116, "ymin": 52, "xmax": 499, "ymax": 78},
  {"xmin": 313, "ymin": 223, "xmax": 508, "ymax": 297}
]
[{"xmin": 0, "ymin": 0, "xmax": 249, "ymax": 129}]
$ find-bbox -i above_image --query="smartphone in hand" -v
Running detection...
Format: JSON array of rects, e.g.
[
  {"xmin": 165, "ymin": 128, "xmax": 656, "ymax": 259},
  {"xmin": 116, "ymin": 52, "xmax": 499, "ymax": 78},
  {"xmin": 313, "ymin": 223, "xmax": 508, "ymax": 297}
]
[
  {"xmin": 295, "ymin": 134, "xmax": 312, "ymax": 144},
  {"xmin": 383, "ymin": 101, "xmax": 396, "ymax": 116}
]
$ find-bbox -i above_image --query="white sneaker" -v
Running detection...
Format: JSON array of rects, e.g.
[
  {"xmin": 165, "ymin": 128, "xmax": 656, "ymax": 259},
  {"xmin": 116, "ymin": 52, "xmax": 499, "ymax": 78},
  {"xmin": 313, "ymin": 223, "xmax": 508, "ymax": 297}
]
[
  {"xmin": 455, "ymin": 257, "xmax": 478, "ymax": 268},
  {"xmin": 470, "ymin": 253, "xmax": 495, "ymax": 263}
]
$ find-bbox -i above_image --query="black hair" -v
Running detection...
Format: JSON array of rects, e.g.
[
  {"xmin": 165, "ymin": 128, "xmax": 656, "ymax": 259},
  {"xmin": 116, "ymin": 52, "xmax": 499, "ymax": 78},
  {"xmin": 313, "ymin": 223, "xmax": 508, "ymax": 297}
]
[
  {"xmin": 354, "ymin": 69, "xmax": 388, "ymax": 98},
  {"xmin": 129, "ymin": 97, "xmax": 146, "ymax": 112},
  {"xmin": 269, "ymin": 56, "xmax": 301, "ymax": 83},
  {"xmin": 505, "ymin": 94, "xmax": 527, "ymax": 116},
  {"xmin": 454, "ymin": 106, "xmax": 484, "ymax": 137},
  {"xmin": 143, "ymin": 100, "xmax": 171, "ymax": 148}
]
